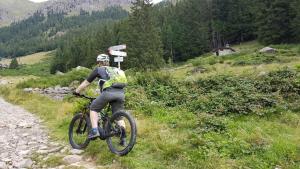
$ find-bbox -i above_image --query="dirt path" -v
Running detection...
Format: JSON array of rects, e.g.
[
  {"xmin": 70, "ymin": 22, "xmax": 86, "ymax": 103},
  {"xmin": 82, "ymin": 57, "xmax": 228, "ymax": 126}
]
[{"xmin": 0, "ymin": 97, "xmax": 108, "ymax": 169}]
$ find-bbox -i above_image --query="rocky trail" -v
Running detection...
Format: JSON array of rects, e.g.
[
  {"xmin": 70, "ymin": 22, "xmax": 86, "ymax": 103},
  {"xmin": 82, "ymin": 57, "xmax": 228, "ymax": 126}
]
[{"xmin": 0, "ymin": 97, "xmax": 107, "ymax": 169}]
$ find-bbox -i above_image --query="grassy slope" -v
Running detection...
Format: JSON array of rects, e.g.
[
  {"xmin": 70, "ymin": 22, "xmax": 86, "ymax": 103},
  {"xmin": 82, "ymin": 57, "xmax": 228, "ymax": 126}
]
[
  {"xmin": 0, "ymin": 41, "xmax": 300, "ymax": 169},
  {"xmin": 0, "ymin": 51, "xmax": 53, "ymax": 65},
  {"xmin": 0, "ymin": 51, "xmax": 54, "ymax": 77}
]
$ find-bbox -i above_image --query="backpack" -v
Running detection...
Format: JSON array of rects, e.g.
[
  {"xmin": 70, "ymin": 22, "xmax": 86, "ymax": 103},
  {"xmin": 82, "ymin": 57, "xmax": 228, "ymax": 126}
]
[{"xmin": 103, "ymin": 66, "xmax": 127, "ymax": 90}]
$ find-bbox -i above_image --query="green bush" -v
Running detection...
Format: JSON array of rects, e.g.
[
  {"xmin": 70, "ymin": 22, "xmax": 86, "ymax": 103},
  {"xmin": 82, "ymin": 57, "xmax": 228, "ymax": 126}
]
[
  {"xmin": 255, "ymin": 68, "xmax": 300, "ymax": 97},
  {"xmin": 9, "ymin": 58, "xmax": 19, "ymax": 69},
  {"xmin": 16, "ymin": 68, "xmax": 90, "ymax": 88},
  {"xmin": 190, "ymin": 76, "xmax": 277, "ymax": 115},
  {"xmin": 131, "ymin": 68, "xmax": 299, "ymax": 116},
  {"xmin": 232, "ymin": 53, "xmax": 278, "ymax": 66},
  {"xmin": 133, "ymin": 72, "xmax": 190, "ymax": 107}
]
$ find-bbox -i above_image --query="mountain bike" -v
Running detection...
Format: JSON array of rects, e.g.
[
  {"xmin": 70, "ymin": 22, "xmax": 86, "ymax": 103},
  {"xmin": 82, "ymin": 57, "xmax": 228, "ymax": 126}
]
[{"xmin": 68, "ymin": 94, "xmax": 137, "ymax": 156}]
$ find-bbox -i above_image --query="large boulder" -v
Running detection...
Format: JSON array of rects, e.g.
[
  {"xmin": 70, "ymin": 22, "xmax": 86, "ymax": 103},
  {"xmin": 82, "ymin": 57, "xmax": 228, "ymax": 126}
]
[
  {"xmin": 259, "ymin": 47, "xmax": 276, "ymax": 54},
  {"xmin": 55, "ymin": 71, "xmax": 64, "ymax": 75}
]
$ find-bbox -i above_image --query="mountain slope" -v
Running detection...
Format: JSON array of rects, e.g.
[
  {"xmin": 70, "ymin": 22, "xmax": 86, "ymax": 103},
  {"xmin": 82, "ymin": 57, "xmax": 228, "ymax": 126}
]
[
  {"xmin": 40, "ymin": 0, "xmax": 131, "ymax": 14},
  {"xmin": 0, "ymin": 0, "xmax": 131, "ymax": 27},
  {"xmin": 0, "ymin": 0, "xmax": 40, "ymax": 26}
]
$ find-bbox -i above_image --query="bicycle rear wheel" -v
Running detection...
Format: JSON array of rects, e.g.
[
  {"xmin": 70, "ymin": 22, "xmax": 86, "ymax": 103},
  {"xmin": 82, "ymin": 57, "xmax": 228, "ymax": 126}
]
[
  {"xmin": 69, "ymin": 113, "xmax": 90, "ymax": 149},
  {"xmin": 105, "ymin": 111, "xmax": 137, "ymax": 156}
]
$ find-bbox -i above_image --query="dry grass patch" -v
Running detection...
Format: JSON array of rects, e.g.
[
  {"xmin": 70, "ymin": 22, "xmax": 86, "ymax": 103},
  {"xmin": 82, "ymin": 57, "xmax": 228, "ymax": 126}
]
[{"xmin": 0, "ymin": 51, "xmax": 53, "ymax": 65}]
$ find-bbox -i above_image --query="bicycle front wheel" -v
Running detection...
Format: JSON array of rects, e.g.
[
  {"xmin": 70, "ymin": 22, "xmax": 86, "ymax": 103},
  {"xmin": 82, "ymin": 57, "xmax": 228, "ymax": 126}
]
[
  {"xmin": 105, "ymin": 111, "xmax": 137, "ymax": 156},
  {"xmin": 69, "ymin": 113, "xmax": 90, "ymax": 149}
]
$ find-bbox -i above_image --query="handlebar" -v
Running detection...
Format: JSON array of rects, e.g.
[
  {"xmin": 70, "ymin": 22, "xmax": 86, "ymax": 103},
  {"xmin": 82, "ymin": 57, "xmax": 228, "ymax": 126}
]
[{"xmin": 73, "ymin": 93, "xmax": 96, "ymax": 101}]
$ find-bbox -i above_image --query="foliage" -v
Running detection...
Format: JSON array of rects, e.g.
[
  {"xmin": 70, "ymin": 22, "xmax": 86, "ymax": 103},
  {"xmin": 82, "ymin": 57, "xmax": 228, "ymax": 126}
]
[
  {"xmin": 131, "ymin": 68, "xmax": 299, "ymax": 116},
  {"xmin": 9, "ymin": 58, "xmax": 19, "ymax": 69},
  {"xmin": 256, "ymin": 0, "xmax": 298, "ymax": 44},
  {"xmin": 16, "ymin": 68, "xmax": 90, "ymax": 89},
  {"xmin": 1, "ymin": 44, "xmax": 300, "ymax": 168},
  {"xmin": 47, "ymin": 0, "xmax": 300, "ymax": 72},
  {"xmin": 122, "ymin": 0, "xmax": 164, "ymax": 70},
  {"xmin": 1, "ymin": 65, "xmax": 300, "ymax": 168},
  {"xmin": 0, "ymin": 58, "xmax": 51, "ymax": 76},
  {"xmin": 0, "ymin": 7, "xmax": 128, "ymax": 58},
  {"xmin": 189, "ymin": 42, "xmax": 300, "ymax": 67}
]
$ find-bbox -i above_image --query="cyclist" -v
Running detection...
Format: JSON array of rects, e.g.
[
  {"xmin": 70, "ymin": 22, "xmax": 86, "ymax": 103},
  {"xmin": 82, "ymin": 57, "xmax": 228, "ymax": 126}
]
[{"xmin": 74, "ymin": 54, "xmax": 127, "ymax": 145}]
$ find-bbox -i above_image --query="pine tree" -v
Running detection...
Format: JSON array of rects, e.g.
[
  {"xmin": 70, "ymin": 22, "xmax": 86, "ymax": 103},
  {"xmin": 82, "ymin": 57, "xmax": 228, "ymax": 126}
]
[
  {"xmin": 292, "ymin": 0, "xmax": 300, "ymax": 42},
  {"xmin": 257, "ymin": 0, "xmax": 294, "ymax": 44},
  {"xmin": 9, "ymin": 58, "xmax": 19, "ymax": 69},
  {"xmin": 173, "ymin": 0, "xmax": 211, "ymax": 61},
  {"xmin": 123, "ymin": 0, "xmax": 164, "ymax": 70}
]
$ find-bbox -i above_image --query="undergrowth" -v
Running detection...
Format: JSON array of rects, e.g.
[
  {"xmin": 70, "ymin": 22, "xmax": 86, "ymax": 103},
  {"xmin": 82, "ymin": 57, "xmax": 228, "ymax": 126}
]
[
  {"xmin": 1, "ymin": 42, "xmax": 300, "ymax": 169},
  {"xmin": 130, "ymin": 68, "xmax": 299, "ymax": 116},
  {"xmin": 0, "ymin": 59, "xmax": 51, "ymax": 77},
  {"xmin": 16, "ymin": 68, "xmax": 90, "ymax": 88}
]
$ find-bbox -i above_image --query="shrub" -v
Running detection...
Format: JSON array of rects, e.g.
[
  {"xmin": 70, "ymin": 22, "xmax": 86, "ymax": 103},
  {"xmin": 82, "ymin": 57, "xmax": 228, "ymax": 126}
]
[
  {"xmin": 190, "ymin": 76, "xmax": 277, "ymax": 115},
  {"xmin": 9, "ymin": 58, "xmax": 19, "ymax": 69},
  {"xmin": 16, "ymin": 68, "xmax": 90, "ymax": 88},
  {"xmin": 133, "ymin": 68, "xmax": 299, "ymax": 116},
  {"xmin": 133, "ymin": 72, "xmax": 187, "ymax": 107}
]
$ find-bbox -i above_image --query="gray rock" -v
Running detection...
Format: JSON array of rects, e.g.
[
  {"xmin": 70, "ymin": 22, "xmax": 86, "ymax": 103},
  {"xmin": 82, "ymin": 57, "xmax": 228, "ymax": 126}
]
[
  {"xmin": 70, "ymin": 149, "xmax": 84, "ymax": 155},
  {"xmin": 258, "ymin": 71, "xmax": 267, "ymax": 77},
  {"xmin": 75, "ymin": 66, "xmax": 88, "ymax": 70},
  {"xmin": 60, "ymin": 148, "xmax": 67, "ymax": 154},
  {"xmin": 18, "ymin": 150, "xmax": 30, "ymax": 156},
  {"xmin": 0, "ymin": 162, "xmax": 8, "ymax": 169},
  {"xmin": 57, "ymin": 165, "xmax": 66, "ymax": 169},
  {"xmin": 61, "ymin": 87, "xmax": 70, "ymax": 90},
  {"xmin": 63, "ymin": 155, "xmax": 82, "ymax": 164},
  {"xmin": 18, "ymin": 122, "xmax": 33, "ymax": 128},
  {"xmin": 54, "ymin": 85, "xmax": 61, "ymax": 90},
  {"xmin": 23, "ymin": 88, "xmax": 33, "ymax": 93},
  {"xmin": 39, "ymin": 145, "xmax": 48, "ymax": 150},
  {"xmin": 47, "ymin": 147, "xmax": 63, "ymax": 153},
  {"xmin": 55, "ymin": 71, "xmax": 64, "ymax": 75},
  {"xmin": 2, "ymin": 158, "xmax": 11, "ymax": 163},
  {"xmin": 259, "ymin": 47, "xmax": 276, "ymax": 53},
  {"xmin": 14, "ymin": 159, "xmax": 33, "ymax": 168},
  {"xmin": 36, "ymin": 149, "xmax": 48, "ymax": 154}
]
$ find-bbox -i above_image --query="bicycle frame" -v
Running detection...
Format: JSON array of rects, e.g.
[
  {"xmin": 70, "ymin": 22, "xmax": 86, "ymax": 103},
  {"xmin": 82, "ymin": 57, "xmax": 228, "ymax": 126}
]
[{"xmin": 75, "ymin": 94, "xmax": 120, "ymax": 140}]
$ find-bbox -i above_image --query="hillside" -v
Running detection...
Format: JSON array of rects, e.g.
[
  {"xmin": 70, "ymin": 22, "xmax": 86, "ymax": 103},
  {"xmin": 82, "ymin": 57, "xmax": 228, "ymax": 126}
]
[
  {"xmin": 0, "ymin": 51, "xmax": 52, "ymax": 65},
  {"xmin": 0, "ymin": 6, "xmax": 128, "ymax": 58},
  {"xmin": 0, "ymin": 0, "xmax": 40, "ymax": 27},
  {"xmin": 0, "ymin": 0, "xmax": 131, "ymax": 27},
  {"xmin": 0, "ymin": 41, "xmax": 299, "ymax": 168},
  {"xmin": 39, "ymin": 0, "xmax": 132, "ymax": 14}
]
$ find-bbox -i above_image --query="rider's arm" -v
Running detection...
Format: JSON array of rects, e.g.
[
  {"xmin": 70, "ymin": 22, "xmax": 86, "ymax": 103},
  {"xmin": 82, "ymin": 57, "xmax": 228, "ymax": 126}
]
[
  {"xmin": 75, "ymin": 80, "xmax": 90, "ymax": 93},
  {"xmin": 75, "ymin": 68, "xmax": 99, "ymax": 93}
]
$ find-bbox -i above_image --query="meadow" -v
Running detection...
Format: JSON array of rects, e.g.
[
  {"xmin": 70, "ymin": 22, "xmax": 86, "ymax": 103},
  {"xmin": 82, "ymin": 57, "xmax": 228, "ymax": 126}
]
[{"xmin": 0, "ymin": 41, "xmax": 299, "ymax": 169}]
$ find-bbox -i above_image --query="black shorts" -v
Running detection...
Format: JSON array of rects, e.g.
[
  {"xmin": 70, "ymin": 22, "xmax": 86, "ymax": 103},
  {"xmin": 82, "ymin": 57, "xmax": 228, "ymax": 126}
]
[{"xmin": 90, "ymin": 88, "xmax": 125, "ymax": 114}]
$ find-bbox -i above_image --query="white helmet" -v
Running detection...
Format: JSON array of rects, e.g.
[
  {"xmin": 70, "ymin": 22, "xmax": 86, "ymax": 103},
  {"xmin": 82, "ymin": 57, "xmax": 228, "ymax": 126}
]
[{"xmin": 96, "ymin": 54, "xmax": 109, "ymax": 62}]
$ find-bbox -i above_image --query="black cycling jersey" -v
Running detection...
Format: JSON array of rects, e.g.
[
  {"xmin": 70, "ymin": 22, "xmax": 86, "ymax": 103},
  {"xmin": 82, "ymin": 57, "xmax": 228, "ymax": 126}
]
[{"xmin": 86, "ymin": 67, "xmax": 109, "ymax": 91}]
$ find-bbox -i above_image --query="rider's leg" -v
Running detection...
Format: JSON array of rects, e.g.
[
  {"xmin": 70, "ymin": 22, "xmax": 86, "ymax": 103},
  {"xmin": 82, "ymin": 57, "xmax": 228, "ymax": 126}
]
[
  {"xmin": 110, "ymin": 91, "xmax": 126, "ymax": 129},
  {"xmin": 89, "ymin": 92, "xmax": 109, "ymax": 139},
  {"xmin": 90, "ymin": 110, "xmax": 99, "ymax": 128},
  {"xmin": 110, "ymin": 88, "xmax": 126, "ymax": 146}
]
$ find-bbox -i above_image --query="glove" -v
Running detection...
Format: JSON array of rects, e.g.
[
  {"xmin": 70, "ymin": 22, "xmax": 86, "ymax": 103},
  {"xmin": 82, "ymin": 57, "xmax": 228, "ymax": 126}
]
[{"xmin": 73, "ymin": 91, "xmax": 80, "ymax": 96}]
